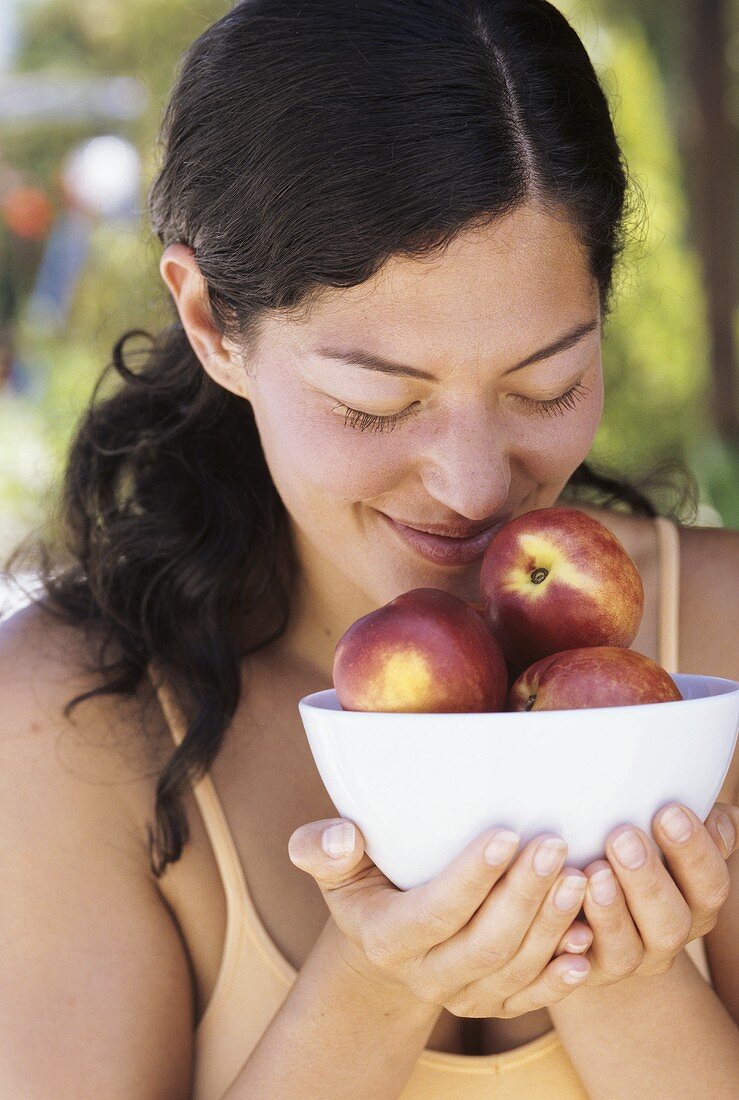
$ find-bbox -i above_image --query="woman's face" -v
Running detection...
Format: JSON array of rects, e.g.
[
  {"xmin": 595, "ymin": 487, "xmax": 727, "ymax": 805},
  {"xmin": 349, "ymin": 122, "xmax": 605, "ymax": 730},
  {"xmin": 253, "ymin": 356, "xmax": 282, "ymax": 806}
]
[
  {"xmin": 162, "ymin": 202, "xmax": 604, "ymax": 667},
  {"xmin": 238, "ymin": 205, "xmax": 603, "ymax": 619}
]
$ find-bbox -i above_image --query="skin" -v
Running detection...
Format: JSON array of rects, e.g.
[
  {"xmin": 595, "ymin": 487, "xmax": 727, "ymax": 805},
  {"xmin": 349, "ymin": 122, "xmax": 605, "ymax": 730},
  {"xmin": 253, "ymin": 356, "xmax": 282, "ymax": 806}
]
[
  {"xmin": 160, "ymin": 199, "xmax": 738, "ymax": 1026},
  {"xmin": 160, "ymin": 203, "xmax": 604, "ymax": 676}
]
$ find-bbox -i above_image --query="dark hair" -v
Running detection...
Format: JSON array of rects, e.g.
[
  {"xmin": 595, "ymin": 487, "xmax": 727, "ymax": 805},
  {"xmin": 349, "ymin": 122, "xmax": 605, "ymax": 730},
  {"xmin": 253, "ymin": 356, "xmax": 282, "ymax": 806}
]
[{"xmin": 16, "ymin": 0, "xmax": 697, "ymax": 875}]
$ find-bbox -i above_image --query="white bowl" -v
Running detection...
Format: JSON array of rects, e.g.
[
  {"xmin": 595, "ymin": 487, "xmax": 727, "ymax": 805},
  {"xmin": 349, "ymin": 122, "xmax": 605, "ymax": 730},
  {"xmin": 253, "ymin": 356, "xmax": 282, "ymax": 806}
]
[{"xmin": 298, "ymin": 674, "xmax": 739, "ymax": 889}]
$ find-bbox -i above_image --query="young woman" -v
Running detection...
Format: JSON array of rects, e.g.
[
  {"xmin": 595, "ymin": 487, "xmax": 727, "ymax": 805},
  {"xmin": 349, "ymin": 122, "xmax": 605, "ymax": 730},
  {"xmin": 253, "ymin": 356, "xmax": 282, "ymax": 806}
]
[{"xmin": 2, "ymin": 2, "xmax": 737, "ymax": 1097}]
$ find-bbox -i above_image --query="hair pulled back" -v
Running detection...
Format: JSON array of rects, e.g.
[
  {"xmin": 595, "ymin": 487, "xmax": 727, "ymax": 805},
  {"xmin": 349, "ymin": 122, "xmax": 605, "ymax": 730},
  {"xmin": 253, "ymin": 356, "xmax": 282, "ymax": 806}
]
[{"xmin": 32, "ymin": 0, "xmax": 694, "ymax": 875}]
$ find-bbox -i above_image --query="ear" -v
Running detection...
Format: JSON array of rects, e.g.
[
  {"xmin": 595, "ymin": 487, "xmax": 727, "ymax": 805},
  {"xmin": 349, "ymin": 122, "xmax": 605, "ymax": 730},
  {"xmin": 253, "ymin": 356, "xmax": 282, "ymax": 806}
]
[{"xmin": 159, "ymin": 242, "xmax": 251, "ymax": 399}]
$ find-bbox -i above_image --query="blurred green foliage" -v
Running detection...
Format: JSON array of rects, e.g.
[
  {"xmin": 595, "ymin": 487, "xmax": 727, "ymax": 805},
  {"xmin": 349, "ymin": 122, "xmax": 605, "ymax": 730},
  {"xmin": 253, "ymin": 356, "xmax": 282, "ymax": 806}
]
[{"xmin": 1, "ymin": 0, "xmax": 736, "ymax": 561}]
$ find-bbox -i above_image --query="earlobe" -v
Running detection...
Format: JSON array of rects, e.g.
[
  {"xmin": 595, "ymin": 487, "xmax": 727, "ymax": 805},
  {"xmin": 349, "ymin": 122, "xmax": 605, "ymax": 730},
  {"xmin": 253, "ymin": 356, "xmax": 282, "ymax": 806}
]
[
  {"xmin": 200, "ymin": 348, "xmax": 252, "ymax": 400},
  {"xmin": 159, "ymin": 243, "xmax": 251, "ymax": 400}
]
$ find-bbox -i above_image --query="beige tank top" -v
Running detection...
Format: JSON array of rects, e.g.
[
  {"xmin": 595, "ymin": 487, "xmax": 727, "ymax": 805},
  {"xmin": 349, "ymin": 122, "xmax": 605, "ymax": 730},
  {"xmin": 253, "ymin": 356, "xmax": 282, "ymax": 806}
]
[{"xmin": 152, "ymin": 514, "xmax": 711, "ymax": 1099}]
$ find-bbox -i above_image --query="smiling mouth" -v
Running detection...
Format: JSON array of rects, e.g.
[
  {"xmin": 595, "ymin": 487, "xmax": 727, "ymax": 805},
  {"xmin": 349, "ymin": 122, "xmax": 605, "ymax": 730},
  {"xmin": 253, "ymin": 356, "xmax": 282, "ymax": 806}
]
[
  {"xmin": 381, "ymin": 515, "xmax": 510, "ymax": 539},
  {"xmin": 378, "ymin": 511, "xmax": 512, "ymax": 567}
]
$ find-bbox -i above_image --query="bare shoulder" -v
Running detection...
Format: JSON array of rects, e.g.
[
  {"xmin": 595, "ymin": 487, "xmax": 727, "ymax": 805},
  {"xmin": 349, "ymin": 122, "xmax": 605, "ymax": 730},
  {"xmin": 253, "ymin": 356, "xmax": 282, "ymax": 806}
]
[
  {"xmin": 0, "ymin": 600, "xmax": 170, "ymax": 826},
  {"xmin": 0, "ymin": 603, "xmax": 192, "ymax": 1097},
  {"xmin": 675, "ymin": 523, "xmax": 739, "ymax": 683},
  {"xmin": 675, "ymin": 523, "xmax": 739, "ymax": 806}
]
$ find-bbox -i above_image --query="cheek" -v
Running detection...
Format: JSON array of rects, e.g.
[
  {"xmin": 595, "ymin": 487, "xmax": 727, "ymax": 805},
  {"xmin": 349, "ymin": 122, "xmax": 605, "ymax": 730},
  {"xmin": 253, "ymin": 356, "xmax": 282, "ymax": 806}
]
[
  {"xmin": 311, "ymin": 431, "xmax": 401, "ymax": 500},
  {"xmin": 254, "ymin": 398, "xmax": 402, "ymax": 504},
  {"xmin": 513, "ymin": 374, "xmax": 604, "ymax": 479}
]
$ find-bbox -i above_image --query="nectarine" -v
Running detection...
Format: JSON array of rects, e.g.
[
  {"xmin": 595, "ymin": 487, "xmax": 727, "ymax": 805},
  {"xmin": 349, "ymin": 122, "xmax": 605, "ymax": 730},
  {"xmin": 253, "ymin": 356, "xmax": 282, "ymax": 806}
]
[
  {"xmin": 333, "ymin": 588, "xmax": 508, "ymax": 712},
  {"xmin": 480, "ymin": 507, "xmax": 644, "ymax": 674},
  {"xmin": 507, "ymin": 646, "xmax": 683, "ymax": 711}
]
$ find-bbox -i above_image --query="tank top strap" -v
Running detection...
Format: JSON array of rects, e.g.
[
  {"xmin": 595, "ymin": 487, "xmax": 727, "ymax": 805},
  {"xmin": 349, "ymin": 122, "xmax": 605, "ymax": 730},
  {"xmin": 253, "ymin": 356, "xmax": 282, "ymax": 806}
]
[
  {"xmin": 653, "ymin": 515, "xmax": 681, "ymax": 674},
  {"xmin": 147, "ymin": 662, "xmax": 251, "ymax": 915}
]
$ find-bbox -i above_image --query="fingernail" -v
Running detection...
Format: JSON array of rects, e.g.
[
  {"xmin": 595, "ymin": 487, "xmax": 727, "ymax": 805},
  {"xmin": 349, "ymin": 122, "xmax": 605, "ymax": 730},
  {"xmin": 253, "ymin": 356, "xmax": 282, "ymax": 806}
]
[
  {"xmin": 563, "ymin": 931, "xmax": 590, "ymax": 953},
  {"xmin": 484, "ymin": 830, "xmax": 520, "ymax": 865},
  {"xmin": 717, "ymin": 814, "xmax": 736, "ymax": 856},
  {"xmin": 321, "ymin": 822, "xmax": 355, "ymax": 858},
  {"xmin": 611, "ymin": 829, "xmax": 647, "ymax": 870},
  {"xmin": 659, "ymin": 805, "xmax": 693, "ymax": 844},
  {"xmin": 588, "ymin": 867, "xmax": 618, "ymax": 906},
  {"xmin": 534, "ymin": 837, "xmax": 567, "ymax": 876},
  {"xmin": 554, "ymin": 875, "xmax": 587, "ymax": 911},
  {"xmin": 563, "ymin": 962, "xmax": 589, "ymax": 984}
]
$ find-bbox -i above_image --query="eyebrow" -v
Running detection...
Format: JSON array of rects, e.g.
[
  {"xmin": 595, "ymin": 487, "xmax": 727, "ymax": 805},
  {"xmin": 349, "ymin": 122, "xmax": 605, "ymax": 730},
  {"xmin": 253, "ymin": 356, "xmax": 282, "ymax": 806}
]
[{"xmin": 314, "ymin": 318, "xmax": 600, "ymax": 381}]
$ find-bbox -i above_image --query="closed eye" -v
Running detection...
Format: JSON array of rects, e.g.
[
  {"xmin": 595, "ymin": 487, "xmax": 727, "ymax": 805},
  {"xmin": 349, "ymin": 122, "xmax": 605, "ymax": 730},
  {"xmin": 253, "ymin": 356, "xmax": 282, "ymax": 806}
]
[
  {"xmin": 332, "ymin": 380, "xmax": 590, "ymax": 433},
  {"xmin": 512, "ymin": 380, "xmax": 590, "ymax": 418}
]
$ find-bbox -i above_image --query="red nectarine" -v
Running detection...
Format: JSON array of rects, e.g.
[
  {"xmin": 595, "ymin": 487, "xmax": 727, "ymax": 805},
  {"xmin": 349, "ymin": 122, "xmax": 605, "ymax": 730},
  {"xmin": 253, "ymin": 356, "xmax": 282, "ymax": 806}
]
[
  {"xmin": 507, "ymin": 646, "xmax": 682, "ymax": 711},
  {"xmin": 480, "ymin": 507, "xmax": 644, "ymax": 674},
  {"xmin": 333, "ymin": 587, "xmax": 508, "ymax": 712}
]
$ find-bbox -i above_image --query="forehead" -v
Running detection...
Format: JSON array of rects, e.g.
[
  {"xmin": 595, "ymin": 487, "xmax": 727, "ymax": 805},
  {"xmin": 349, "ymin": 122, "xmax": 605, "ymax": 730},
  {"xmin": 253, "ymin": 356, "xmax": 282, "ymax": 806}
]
[{"xmin": 267, "ymin": 203, "xmax": 598, "ymax": 360}]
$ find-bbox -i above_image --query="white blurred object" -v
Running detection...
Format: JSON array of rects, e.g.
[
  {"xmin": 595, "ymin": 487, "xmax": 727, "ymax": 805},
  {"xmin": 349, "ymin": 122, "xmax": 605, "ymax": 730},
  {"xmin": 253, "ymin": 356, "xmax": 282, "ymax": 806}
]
[
  {"xmin": 60, "ymin": 135, "xmax": 141, "ymax": 219},
  {"xmin": 694, "ymin": 501, "xmax": 724, "ymax": 527},
  {"xmin": 0, "ymin": 0, "xmax": 21, "ymax": 75},
  {"xmin": 0, "ymin": 73, "xmax": 148, "ymax": 122},
  {"xmin": 24, "ymin": 136, "xmax": 142, "ymax": 332},
  {"xmin": 0, "ymin": 572, "xmax": 40, "ymax": 622}
]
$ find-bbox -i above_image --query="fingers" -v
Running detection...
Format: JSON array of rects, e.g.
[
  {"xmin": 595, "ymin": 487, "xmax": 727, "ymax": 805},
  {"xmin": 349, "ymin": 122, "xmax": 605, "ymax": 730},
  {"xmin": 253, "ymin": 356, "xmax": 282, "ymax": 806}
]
[
  {"xmin": 604, "ymin": 823, "xmax": 693, "ymax": 968},
  {"xmin": 421, "ymin": 834, "xmax": 568, "ymax": 985},
  {"xmin": 570, "ymin": 805, "xmax": 736, "ymax": 984},
  {"xmin": 581, "ymin": 859, "xmax": 645, "ymax": 978},
  {"xmin": 705, "ymin": 803, "xmax": 739, "ymax": 859},
  {"xmin": 501, "ymin": 954, "xmax": 590, "ymax": 1017},
  {"xmin": 554, "ymin": 919, "xmax": 593, "ymax": 957},
  {"xmin": 288, "ymin": 819, "xmax": 369, "ymax": 886},
  {"xmin": 394, "ymin": 828, "xmax": 521, "ymax": 955},
  {"xmin": 290, "ymin": 819, "xmax": 523, "ymax": 963},
  {"xmin": 291, "ymin": 816, "xmax": 446, "ymax": 970},
  {"xmin": 651, "ymin": 803, "xmax": 736, "ymax": 936},
  {"xmin": 507, "ymin": 868, "xmax": 589, "ymax": 975}
]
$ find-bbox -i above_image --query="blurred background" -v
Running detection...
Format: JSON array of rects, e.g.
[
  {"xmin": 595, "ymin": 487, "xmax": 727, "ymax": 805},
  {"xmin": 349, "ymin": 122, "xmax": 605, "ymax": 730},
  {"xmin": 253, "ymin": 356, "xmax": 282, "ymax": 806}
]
[{"xmin": 1, "ymin": 0, "xmax": 737, "ymax": 619}]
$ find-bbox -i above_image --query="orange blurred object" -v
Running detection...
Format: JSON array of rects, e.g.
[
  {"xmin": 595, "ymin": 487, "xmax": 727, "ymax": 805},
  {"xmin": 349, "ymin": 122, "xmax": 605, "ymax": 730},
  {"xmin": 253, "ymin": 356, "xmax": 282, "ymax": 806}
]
[{"xmin": 1, "ymin": 186, "xmax": 54, "ymax": 240}]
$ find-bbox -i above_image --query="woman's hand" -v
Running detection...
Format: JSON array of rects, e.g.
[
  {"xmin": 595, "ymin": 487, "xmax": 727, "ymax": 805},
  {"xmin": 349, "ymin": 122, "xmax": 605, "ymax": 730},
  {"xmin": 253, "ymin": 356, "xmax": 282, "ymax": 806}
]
[
  {"xmin": 557, "ymin": 801, "xmax": 739, "ymax": 985},
  {"xmin": 288, "ymin": 820, "xmax": 594, "ymax": 1019}
]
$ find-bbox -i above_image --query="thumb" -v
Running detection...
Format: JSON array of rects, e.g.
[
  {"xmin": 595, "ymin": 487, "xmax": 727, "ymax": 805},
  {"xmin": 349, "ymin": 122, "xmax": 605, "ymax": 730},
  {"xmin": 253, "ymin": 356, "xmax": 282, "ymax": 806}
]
[
  {"xmin": 288, "ymin": 818, "xmax": 373, "ymax": 887},
  {"xmin": 289, "ymin": 819, "xmax": 403, "ymax": 953}
]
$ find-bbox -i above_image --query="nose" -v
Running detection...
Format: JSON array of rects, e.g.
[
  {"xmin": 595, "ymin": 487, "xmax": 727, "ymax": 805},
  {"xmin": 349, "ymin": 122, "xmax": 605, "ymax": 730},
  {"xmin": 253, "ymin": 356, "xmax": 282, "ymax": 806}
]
[{"xmin": 418, "ymin": 404, "xmax": 512, "ymax": 521}]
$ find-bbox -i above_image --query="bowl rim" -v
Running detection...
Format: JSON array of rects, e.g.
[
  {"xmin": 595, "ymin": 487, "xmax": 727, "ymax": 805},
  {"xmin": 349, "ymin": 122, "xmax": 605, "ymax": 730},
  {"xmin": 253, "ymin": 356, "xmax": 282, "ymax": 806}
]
[{"xmin": 298, "ymin": 672, "xmax": 739, "ymax": 717}]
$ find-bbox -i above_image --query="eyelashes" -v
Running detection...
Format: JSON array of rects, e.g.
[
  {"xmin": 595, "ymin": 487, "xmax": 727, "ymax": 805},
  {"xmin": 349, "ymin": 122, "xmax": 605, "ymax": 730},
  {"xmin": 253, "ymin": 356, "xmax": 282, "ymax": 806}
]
[
  {"xmin": 333, "ymin": 403, "xmax": 419, "ymax": 433},
  {"xmin": 333, "ymin": 380, "xmax": 590, "ymax": 434},
  {"xmin": 526, "ymin": 380, "xmax": 590, "ymax": 418}
]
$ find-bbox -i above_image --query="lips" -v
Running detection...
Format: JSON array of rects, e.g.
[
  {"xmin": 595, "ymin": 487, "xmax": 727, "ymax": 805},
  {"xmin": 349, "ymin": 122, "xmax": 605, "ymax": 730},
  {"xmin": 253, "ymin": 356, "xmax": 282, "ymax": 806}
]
[
  {"xmin": 380, "ymin": 512, "xmax": 511, "ymax": 566},
  {"xmin": 386, "ymin": 517, "xmax": 505, "ymax": 538}
]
